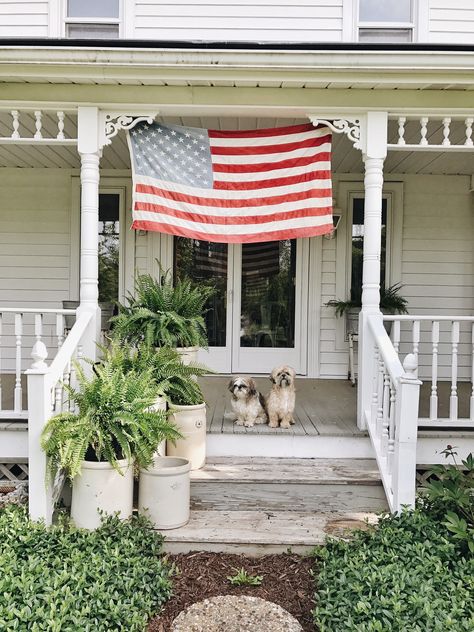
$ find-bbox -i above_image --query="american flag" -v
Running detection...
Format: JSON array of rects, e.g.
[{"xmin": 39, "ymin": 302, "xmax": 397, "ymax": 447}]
[{"xmin": 129, "ymin": 121, "xmax": 333, "ymax": 243}]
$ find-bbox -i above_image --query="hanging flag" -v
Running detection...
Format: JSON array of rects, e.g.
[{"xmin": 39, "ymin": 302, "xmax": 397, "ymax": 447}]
[{"xmin": 128, "ymin": 121, "xmax": 333, "ymax": 243}]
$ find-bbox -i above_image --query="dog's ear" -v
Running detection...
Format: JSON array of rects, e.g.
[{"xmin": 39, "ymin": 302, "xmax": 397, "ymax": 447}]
[
  {"xmin": 247, "ymin": 378, "xmax": 257, "ymax": 397},
  {"xmin": 269, "ymin": 375, "xmax": 276, "ymax": 384},
  {"xmin": 228, "ymin": 378, "xmax": 235, "ymax": 392}
]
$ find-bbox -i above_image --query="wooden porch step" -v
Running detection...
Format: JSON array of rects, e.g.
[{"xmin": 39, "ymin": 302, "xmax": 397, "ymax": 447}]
[
  {"xmin": 190, "ymin": 457, "xmax": 389, "ymax": 513},
  {"xmin": 162, "ymin": 509, "xmax": 378, "ymax": 555}
]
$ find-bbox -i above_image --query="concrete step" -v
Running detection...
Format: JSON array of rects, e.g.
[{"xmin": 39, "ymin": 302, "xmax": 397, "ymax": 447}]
[
  {"xmin": 190, "ymin": 457, "xmax": 388, "ymax": 513},
  {"xmin": 162, "ymin": 509, "xmax": 378, "ymax": 555}
]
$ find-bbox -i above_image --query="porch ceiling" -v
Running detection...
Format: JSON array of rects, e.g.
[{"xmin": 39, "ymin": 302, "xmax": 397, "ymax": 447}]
[{"xmin": 1, "ymin": 113, "xmax": 474, "ymax": 175}]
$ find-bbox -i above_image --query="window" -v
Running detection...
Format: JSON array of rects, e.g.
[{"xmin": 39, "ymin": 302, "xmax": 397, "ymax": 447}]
[
  {"xmin": 65, "ymin": 0, "xmax": 120, "ymax": 39},
  {"xmin": 98, "ymin": 193, "xmax": 120, "ymax": 305},
  {"xmin": 350, "ymin": 197, "xmax": 388, "ymax": 303},
  {"xmin": 358, "ymin": 0, "xmax": 414, "ymax": 43}
]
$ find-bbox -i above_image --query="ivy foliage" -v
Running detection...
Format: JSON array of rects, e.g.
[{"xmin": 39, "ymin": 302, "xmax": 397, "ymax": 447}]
[
  {"xmin": 41, "ymin": 351, "xmax": 181, "ymax": 481},
  {"xmin": 313, "ymin": 510, "xmax": 474, "ymax": 632},
  {"xmin": 111, "ymin": 272, "xmax": 215, "ymax": 349},
  {"xmin": 0, "ymin": 506, "xmax": 172, "ymax": 632}
]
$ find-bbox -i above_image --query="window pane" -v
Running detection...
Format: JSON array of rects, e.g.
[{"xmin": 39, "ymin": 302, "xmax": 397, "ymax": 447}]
[
  {"xmin": 68, "ymin": 0, "xmax": 119, "ymax": 18},
  {"xmin": 359, "ymin": 28, "xmax": 412, "ymax": 43},
  {"xmin": 351, "ymin": 199, "xmax": 387, "ymax": 304},
  {"xmin": 98, "ymin": 194, "xmax": 120, "ymax": 304},
  {"xmin": 359, "ymin": 0, "xmax": 411, "ymax": 23},
  {"xmin": 66, "ymin": 23, "xmax": 119, "ymax": 39},
  {"xmin": 174, "ymin": 238, "xmax": 228, "ymax": 347}
]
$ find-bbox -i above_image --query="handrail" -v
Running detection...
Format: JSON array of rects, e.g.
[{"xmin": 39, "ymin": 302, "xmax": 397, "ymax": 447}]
[
  {"xmin": 383, "ymin": 314, "xmax": 474, "ymax": 322},
  {"xmin": 367, "ymin": 316, "xmax": 404, "ymax": 385},
  {"xmin": 47, "ymin": 312, "xmax": 92, "ymax": 386},
  {"xmin": 0, "ymin": 308, "xmax": 76, "ymax": 314}
]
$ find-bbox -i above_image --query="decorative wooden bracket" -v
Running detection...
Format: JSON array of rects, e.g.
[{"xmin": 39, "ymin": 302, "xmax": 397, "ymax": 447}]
[
  {"xmin": 98, "ymin": 111, "xmax": 159, "ymax": 148},
  {"xmin": 308, "ymin": 116, "xmax": 362, "ymax": 150}
]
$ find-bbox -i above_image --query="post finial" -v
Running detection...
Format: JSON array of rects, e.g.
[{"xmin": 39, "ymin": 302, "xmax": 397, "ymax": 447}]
[
  {"xmin": 403, "ymin": 353, "xmax": 417, "ymax": 376},
  {"xmin": 31, "ymin": 341, "xmax": 48, "ymax": 370}
]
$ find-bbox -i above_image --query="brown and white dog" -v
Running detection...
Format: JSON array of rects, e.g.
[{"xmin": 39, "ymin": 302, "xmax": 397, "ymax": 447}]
[
  {"xmin": 228, "ymin": 376, "xmax": 268, "ymax": 427},
  {"xmin": 266, "ymin": 365, "xmax": 296, "ymax": 429}
]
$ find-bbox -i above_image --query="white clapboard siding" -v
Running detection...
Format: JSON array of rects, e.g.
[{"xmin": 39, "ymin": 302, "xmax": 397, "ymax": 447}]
[
  {"xmin": 0, "ymin": 0, "xmax": 49, "ymax": 37},
  {"xmin": 319, "ymin": 173, "xmax": 474, "ymax": 380},
  {"xmin": 429, "ymin": 0, "xmax": 474, "ymax": 44},
  {"xmin": 0, "ymin": 169, "xmax": 73, "ymax": 371},
  {"xmin": 133, "ymin": 0, "xmax": 344, "ymax": 42}
]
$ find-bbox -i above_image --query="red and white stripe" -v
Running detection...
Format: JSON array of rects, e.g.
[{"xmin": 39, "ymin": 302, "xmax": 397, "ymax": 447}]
[{"xmin": 131, "ymin": 123, "xmax": 333, "ymax": 243}]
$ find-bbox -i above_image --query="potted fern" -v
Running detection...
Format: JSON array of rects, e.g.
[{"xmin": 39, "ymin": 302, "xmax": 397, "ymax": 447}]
[
  {"xmin": 41, "ymin": 349, "xmax": 180, "ymax": 530},
  {"xmin": 326, "ymin": 283, "xmax": 408, "ymax": 335},
  {"xmin": 111, "ymin": 271, "xmax": 216, "ymax": 364}
]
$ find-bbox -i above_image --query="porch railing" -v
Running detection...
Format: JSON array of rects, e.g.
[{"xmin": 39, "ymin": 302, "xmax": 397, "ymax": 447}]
[
  {"xmin": 26, "ymin": 311, "xmax": 92, "ymax": 524},
  {"xmin": 365, "ymin": 315, "xmax": 421, "ymax": 513},
  {"xmin": 384, "ymin": 315, "xmax": 474, "ymax": 427},
  {"xmin": 0, "ymin": 308, "xmax": 77, "ymax": 419}
]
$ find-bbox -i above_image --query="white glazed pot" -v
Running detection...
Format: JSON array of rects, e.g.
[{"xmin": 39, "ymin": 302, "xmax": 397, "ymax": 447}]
[
  {"xmin": 138, "ymin": 456, "xmax": 191, "ymax": 529},
  {"xmin": 150, "ymin": 396, "xmax": 167, "ymax": 457},
  {"xmin": 167, "ymin": 402, "xmax": 206, "ymax": 470},
  {"xmin": 176, "ymin": 346, "xmax": 199, "ymax": 365},
  {"xmin": 71, "ymin": 458, "xmax": 133, "ymax": 530}
]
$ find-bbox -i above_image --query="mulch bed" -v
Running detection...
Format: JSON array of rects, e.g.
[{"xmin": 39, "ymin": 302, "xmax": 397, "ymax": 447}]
[{"xmin": 148, "ymin": 552, "xmax": 315, "ymax": 632}]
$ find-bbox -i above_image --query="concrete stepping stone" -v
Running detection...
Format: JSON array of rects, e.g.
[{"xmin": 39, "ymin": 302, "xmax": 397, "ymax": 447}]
[{"xmin": 171, "ymin": 595, "xmax": 303, "ymax": 632}]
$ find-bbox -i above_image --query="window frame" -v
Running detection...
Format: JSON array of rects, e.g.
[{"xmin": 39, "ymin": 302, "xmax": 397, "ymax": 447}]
[
  {"xmin": 63, "ymin": 0, "xmax": 122, "ymax": 39},
  {"xmin": 357, "ymin": 0, "xmax": 416, "ymax": 43}
]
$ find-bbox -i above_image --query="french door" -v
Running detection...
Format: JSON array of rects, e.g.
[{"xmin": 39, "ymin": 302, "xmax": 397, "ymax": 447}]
[{"xmin": 174, "ymin": 238, "xmax": 309, "ymax": 375}]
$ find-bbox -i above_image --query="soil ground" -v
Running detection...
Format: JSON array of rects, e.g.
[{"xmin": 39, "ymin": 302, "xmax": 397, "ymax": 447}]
[{"xmin": 148, "ymin": 552, "xmax": 315, "ymax": 632}]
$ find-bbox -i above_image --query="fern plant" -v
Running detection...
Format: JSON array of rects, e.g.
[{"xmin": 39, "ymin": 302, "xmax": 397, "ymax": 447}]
[
  {"xmin": 41, "ymin": 354, "xmax": 182, "ymax": 481},
  {"xmin": 103, "ymin": 343, "xmax": 209, "ymax": 406},
  {"xmin": 111, "ymin": 271, "xmax": 216, "ymax": 349}
]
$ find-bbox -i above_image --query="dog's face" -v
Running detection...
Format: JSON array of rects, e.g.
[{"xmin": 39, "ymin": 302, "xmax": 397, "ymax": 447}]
[
  {"xmin": 270, "ymin": 365, "xmax": 296, "ymax": 389},
  {"xmin": 228, "ymin": 377, "xmax": 258, "ymax": 400}
]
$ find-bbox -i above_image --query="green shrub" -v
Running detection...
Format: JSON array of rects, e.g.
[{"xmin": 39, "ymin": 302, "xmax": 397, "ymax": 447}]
[
  {"xmin": 313, "ymin": 510, "xmax": 474, "ymax": 632},
  {"xmin": 0, "ymin": 505, "xmax": 172, "ymax": 631}
]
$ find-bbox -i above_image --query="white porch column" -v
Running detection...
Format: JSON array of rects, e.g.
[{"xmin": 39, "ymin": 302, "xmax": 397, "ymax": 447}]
[
  {"xmin": 357, "ymin": 112, "xmax": 388, "ymax": 428},
  {"xmin": 77, "ymin": 107, "xmax": 101, "ymax": 362}
]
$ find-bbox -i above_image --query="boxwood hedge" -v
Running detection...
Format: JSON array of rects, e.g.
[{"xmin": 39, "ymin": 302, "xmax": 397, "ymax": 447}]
[
  {"xmin": 0, "ymin": 505, "xmax": 172, "ymax": 631},
  {"xmin": 313, "ymin": 509, "xmax": 474, "ymax": 632}
]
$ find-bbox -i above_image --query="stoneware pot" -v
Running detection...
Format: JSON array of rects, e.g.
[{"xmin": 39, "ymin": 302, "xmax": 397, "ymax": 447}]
[
  {"xmin": 176, "ymin": 346, "xmax": 199, "ymax": 365},
  {"xmin": 138, "ymin": 456, "xmax": 191, "ymax": 529},
  {"xmin": 71, "ymin": 458, "xmax": 133, "ymax": 530},
  {"xmin": 150, "ymin": 396, "xmax": 167, "ymax": 457},
  {"xmin": 167, "ymin": 402, "xmax": 206, "ymax": 470}
]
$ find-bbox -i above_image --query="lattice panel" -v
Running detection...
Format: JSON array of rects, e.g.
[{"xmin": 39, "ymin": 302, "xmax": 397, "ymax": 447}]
[{"xmin": 0, "ymin": 462, "xmax": 28, "ymax": 489}]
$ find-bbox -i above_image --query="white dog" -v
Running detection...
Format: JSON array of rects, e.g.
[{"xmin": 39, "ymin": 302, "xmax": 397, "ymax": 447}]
[
  {"xmin": 266, "ymin": 365, "xmax": 296, "ymax": 429},
  {"xmin": 228, "ymin": 376, "xmax": 267, "ymax": 428}
]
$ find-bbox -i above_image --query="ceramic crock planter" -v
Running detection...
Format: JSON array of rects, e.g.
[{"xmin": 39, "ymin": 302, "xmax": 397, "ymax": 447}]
[
  {"xmin": 176, "ymin": 346, "xmax": 199, "ymax": 365},
  {"xmin": 70, "ymin": 458, "xmax": 134, "ymax": 530},
  {"xmin": 167, "ymin": 402, "xmax": 206, "ymax": 470},
  {"xmin": 151, "ymin": 396, "xmax": 167, "ymax": 457},
  {"xmin": 138, "ymin": 456, "xmax": 191, "ymax": 529}
]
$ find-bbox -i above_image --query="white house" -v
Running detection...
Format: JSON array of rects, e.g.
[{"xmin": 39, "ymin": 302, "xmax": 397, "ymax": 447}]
[{"xmin": 0, "ymin": 1, "xmax": 473, "ymax": 546}]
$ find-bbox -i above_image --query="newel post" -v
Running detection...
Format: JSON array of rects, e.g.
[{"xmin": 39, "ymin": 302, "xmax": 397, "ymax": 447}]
[
  {"xmin": 25, "ymin": 341, "xmax": 53, "ymax": 525},
  {"xmin": 357, "ymin": 112, "xmax": 388, "ymax": 429},
  {"xmin": 77, "ymin": 106, "xmax": 101, "ymax": 363},
  {"xmin": 392, "ymin": 354, "xmax": 422, "ymax": 513}
]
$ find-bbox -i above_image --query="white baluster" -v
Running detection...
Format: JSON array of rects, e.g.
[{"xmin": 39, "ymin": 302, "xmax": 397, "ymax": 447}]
[
  {"xmin": 376, "ymin": 355, "xmax": 384, "ymax": 441},
  {"xmin": 54, "ymin": 378, "xmax": 62, "ymax": 413},
  {"xmin": 442, "ymin": 117, "xmax": 451, "ymax": 146},
  {"xmin": 387, "ymin": 380, "xmax": 396, "ymax": 472},
  {"xmin": 393, "ymin": 319, "xmax": 401, "ymax": 354},
  {"xmin": 470, "ymin": 322, "xmax": 474, "ymax": 421},
  {"xmin": 464, "ymin": 118, "xmax": 473, "ymax": 147},
  {"xmin": 56, "ymin": 313, "xmax": 65, "ymax": 349},
  {"xmin": 397, "ymin": 117, "xmax": 406, "ymax": 145},
  {"xmin": 420, "ymin": 117, "xmax": 429, "ymax": 146},
  {"xmin": 34, "ymin": 111, "xmax": 43, "ymax": 140},
  {"xmin": 63, "ymin": 360, "xmax": 72, "ymax": 411},
  {"xmin": 371, "ymin": 346, "xmax": 379, "ymax": 425},
  {"xmin": 0, "ymin": 313, "xmax": 2, "ymax": 411},
  {"xmin": 34, "ymin": 313, "xmax": 43, "ymax": 343},
  {"xmin": 430, "ymin": 321, "xmax": 439, "ymax": 421},
  {"xmin": 412, "ymin": 320, "xmax": 420, "ymax": 377},
  {"xmin": 57, "ymin": 111, "xmax": 65, "ymax": 140},
  {"xmin": 14, "ymin": 313, "xmax": 23, "ymax": 413},
  {"xmin": 382, "ymin": 370, "xmax": 390, "ymax": 454},
  {"xmin": 450, "ymin": 321, "xmax": 460, "ymax": 421},
  {"xmin": 11, "ymin": 110, "xmax": 20, "ymax": 139}
]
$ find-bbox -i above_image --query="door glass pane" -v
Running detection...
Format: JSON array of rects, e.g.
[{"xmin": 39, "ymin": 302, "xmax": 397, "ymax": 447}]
[
  {"xmin": 240, "ymin": 240, "xmax": 296, "ymax": 349},
  {"xmin": 98, "ymin": 193, "xmax": 120, "ymax": 303},
  {"xmin": 359, "ymin": 0, "xmax": 411, "ymax": 22},
  {"xmin": 174, "ymin": 238, "xmax": 228, "ymax": 347},
  {"xmin": 68, "ymin": 0, "xmax": 120, "ymax": 18}
]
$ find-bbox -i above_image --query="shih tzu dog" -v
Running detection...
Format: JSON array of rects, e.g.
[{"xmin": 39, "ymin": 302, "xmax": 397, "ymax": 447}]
[
  {"xmin": 228, "ymin": 377, "xmax": 268, "ymax": 427},
  {"xmin": 266, "ymin": 365, "xmax": 296, "ymax": 429}
]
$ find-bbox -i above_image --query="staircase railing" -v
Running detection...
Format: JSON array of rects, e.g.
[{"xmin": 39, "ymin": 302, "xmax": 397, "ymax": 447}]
[
  {"xmin": 26, "ymin": 311, "xmax": 92, "ymax": 525},
  {"xmin": 366, "ymin": 315, "xmax": 422, "ymax": 513}
]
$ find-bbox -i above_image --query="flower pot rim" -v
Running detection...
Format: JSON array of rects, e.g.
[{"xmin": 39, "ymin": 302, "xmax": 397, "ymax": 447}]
[
  {"xmin": 176, "ymin": 345, "xmax": 200, "ymax": 353},
  {"xmin": 79, "ymin": 457, "xmax": 133, "ymax": 471},
  {"xmin": 170, "ymin": 401, "xmax": 205, "ymax": 411},
  {"xmin": 141, "ymin": 455, "xmax": 191, "ymax": 475}
]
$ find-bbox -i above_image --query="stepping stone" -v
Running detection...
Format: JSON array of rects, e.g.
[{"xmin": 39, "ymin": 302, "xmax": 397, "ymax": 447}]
[{"xmin": 171, "ymin": 595, "xmax": 303, "ymax": 632}]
